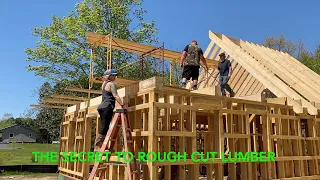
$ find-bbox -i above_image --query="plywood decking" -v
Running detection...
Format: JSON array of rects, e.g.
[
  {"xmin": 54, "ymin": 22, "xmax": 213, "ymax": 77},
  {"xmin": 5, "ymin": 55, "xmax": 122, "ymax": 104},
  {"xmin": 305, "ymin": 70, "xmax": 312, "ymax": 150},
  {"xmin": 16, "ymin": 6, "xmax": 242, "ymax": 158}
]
[{"xmin": 58, "ymin": 77, "xmax": 320, "ymax": 180}]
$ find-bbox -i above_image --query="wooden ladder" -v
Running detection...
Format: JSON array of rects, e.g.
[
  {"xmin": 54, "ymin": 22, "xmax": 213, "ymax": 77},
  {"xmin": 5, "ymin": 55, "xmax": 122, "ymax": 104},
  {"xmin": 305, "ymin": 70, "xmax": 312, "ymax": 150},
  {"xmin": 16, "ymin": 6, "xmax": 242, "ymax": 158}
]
[{"xmin": 88, "ymin": 108, "xmax": 141, "ymax": 180}]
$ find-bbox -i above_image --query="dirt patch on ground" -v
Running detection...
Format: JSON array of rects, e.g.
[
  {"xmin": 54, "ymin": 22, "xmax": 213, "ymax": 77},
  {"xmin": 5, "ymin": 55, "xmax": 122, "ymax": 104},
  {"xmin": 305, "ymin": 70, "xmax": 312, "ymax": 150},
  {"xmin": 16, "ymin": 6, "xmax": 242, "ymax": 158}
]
[{"xmin": 0, "ymin": 175, "xmax": 57, "ymax": 180}]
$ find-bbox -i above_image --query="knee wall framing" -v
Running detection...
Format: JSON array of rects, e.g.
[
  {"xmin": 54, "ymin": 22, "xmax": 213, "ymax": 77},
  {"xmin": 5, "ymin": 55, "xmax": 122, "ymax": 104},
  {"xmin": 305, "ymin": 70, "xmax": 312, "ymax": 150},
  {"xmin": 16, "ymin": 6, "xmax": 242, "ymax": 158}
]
[{"xmin": 58, "ymin": 77, "xmax": 320, "ymax": 180}]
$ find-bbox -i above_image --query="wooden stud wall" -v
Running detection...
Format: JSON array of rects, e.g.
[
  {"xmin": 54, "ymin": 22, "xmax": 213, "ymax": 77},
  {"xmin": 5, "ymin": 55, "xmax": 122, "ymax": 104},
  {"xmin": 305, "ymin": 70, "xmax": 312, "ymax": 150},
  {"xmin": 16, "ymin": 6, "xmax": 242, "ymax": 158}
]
[{"xmin": 58, "ymin": 76, "xmax": 320, "ymax": 180}]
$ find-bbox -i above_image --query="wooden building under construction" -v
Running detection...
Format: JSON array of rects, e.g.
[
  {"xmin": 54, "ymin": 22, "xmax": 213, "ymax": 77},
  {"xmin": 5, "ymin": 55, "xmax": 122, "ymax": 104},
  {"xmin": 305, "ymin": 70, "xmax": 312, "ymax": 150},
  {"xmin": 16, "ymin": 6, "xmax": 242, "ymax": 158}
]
[{"xmin": 40, "ymin": 30, "xmax": 320, "ymax": 180}]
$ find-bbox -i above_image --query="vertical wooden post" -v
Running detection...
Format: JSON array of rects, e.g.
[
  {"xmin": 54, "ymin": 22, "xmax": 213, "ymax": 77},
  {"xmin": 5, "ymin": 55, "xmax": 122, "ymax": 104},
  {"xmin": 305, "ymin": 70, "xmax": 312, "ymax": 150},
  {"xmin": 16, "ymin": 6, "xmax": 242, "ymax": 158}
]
[
  {"xmin": 148, "ymin": 91, "xmax": 159, "ymax": 180},
  {"xmin": 214, "ymin": 109, "xmax": 224, "ymax": 180},
  {"xmin": 82, "ymin": 115, "xmax": 92, "ymax": 179}
]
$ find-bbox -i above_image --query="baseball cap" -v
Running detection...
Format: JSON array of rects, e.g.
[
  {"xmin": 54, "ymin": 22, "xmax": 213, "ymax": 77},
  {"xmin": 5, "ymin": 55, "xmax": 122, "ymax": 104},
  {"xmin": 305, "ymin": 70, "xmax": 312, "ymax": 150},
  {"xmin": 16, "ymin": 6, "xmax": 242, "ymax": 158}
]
[
  {"xmin": 103, "ymin": 69, "xmax": 117, "ymax": 76},
  {"xmin": 219, "ymin": 52, "xmax": 226, "ymax": 56}
]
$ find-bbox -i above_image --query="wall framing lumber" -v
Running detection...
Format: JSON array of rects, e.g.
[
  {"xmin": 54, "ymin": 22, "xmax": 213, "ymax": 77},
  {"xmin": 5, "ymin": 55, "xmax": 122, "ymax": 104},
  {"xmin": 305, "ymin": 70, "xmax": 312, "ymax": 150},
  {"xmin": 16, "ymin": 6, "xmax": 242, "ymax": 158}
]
[{"xmin": 58, "ymin": 76, "xmax": 320, "ymax": 180}]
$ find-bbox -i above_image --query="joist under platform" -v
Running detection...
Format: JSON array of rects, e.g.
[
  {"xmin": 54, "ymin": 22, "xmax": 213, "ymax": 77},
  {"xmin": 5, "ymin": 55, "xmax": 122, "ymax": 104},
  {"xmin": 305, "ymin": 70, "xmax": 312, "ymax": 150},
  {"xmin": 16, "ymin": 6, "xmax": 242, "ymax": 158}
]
[{"xmin": 58, "ymin": 76, "xmax": 320, "ymax": 180}]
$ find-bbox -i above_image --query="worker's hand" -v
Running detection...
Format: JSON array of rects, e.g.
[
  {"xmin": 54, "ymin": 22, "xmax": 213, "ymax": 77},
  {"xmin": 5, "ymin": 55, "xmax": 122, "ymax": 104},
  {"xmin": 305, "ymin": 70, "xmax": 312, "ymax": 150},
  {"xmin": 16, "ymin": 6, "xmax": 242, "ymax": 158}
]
[{"xmin": 121, "ymin": 104, "xmax": 126, "ymax": 108}]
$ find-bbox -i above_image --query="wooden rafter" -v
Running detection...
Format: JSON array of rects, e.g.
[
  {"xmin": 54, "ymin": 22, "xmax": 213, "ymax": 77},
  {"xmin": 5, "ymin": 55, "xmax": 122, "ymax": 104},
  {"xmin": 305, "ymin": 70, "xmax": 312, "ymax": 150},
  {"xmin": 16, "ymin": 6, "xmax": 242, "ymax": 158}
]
[
  {"xmin": 86, "ymin": 32, "xmax": 218, "ymax": 68},
  {"xmin": 260, "ymin": 45, "xmax": 320, "ymax": 91},
  {"xmin": 52, "ymin": 94, "xmax": 90, "ymax": 101},
  {"xmin": 209, "ymin": 30, "xmax": 318, "ymax": 115},
  {"xmin": 41, "ymin": 98, "xmax": 81, "ymax": 105},
  {"xmin": 65, "ymin": 87, "xmax": 102, "ymax": 94},
  {"xmin": 239, "ymin": 40, "xmax": 320, "ymax": 102},
  {"xmin": 30, "ymin": 104, "xmax": 68, "ymax": 109}
]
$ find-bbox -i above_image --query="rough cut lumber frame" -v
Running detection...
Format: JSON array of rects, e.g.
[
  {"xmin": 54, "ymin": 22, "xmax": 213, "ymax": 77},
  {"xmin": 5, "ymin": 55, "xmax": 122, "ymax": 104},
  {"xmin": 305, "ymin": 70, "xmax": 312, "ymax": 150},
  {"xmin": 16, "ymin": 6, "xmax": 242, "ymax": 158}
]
[{"xmin": 58, "ymin": 76, "xmax": 320, "ymax": 180}]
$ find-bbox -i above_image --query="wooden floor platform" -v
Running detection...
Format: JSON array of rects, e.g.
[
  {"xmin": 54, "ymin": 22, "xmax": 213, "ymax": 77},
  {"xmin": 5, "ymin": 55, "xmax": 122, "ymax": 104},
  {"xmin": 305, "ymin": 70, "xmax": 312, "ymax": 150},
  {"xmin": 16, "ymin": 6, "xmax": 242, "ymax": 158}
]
[{"xmin": 58, "ymin": 77, "xmax": 320, "ymax": 180}]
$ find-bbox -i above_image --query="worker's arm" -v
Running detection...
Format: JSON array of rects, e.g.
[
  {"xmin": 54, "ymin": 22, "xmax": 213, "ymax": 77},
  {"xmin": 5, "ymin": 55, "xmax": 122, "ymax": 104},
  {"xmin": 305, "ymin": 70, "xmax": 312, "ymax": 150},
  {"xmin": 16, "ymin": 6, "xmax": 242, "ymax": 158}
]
[
  {"xmin": 180, "ymin": 45, "xmax": 189, "ymax": 67},
  {"xmin": 200, "ymin": 54, "xmax": 208, "ymax": 70},
  {"xmin": 180, "ymin": 51, "xmax": 187, "ymax": 67},
  {"xmin": 228, "ymin": 60, "xmax": 232, "ymax": 79},
  {"xmin": 109, "ymin": 83, "xmax": 125, "ymax": 107}
]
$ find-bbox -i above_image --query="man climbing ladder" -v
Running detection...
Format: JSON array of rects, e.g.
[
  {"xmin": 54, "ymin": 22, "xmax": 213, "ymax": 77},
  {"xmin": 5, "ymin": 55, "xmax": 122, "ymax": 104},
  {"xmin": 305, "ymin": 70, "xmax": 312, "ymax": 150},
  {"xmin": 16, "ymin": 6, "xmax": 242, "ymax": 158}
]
[{"xmin": 88, "ymin": 108, "xmax": 141, "ymax": 180}]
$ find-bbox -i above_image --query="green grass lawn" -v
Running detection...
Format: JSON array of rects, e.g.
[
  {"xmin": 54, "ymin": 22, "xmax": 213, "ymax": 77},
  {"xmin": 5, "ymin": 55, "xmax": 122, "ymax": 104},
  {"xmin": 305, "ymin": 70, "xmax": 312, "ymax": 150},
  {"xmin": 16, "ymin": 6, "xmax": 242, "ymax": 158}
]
[
  {"xmin": 0, "ymin": 143, "xmax": 60, "ymax": 165},
  {"xmin": 0, "ymin": 171, "xmax": 58, "ymax": 177}
]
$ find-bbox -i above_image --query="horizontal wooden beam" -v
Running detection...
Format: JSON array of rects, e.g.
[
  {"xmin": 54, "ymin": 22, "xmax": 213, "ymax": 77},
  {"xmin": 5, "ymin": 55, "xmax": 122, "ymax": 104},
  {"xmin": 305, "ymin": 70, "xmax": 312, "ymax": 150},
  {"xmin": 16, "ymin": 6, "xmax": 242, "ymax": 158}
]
[
  {"xmin": 41, "ymin": 98, "xmax": 81, "ymax": 105},
  {"xmin": 86, "ymin": 32, "xmax": 218, "ymax": 68},
  {"xmin": 65, "ymin": 87, "xmax": 102, "ymax": 94},
  {"xmin": 30, "ymin": 104, "xmax": 68, "ymax": 109},
  {"xmin": 91, "ymin": 77, "xmax": 139, "ymax": 86},
  {"xmin": 52, "ymin": 94, "xmax": 90, "ymax": 101}
]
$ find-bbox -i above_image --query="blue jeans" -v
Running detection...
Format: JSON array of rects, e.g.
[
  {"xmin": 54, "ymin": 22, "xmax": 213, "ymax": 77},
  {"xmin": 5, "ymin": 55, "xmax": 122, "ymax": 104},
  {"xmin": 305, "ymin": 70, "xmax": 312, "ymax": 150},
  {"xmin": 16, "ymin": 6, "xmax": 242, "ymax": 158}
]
[{"xmin": 219, "ymin": 76, "xmax": 233, "ymax": 96}]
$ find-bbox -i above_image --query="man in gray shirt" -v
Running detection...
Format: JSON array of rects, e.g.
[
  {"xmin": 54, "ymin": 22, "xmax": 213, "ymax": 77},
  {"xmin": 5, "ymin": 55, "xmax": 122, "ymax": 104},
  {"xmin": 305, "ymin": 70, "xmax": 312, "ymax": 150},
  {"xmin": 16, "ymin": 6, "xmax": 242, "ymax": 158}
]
[{"xmin": 217, "ymin": 53, "xmax": 235, "ymax": 97}]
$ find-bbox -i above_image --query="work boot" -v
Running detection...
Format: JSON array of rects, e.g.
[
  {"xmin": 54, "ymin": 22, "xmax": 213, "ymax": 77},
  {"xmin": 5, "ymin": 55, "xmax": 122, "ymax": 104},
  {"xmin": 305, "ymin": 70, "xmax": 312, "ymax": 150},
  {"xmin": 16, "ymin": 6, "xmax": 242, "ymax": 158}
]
[
  {"xmin": 94, "ymin": 134, "xmax": 116, "ymax": 152},
  {"xmin": 94, "ymin": 134, "xmax": 105, "ymax": 152},
  {"xmin": 181, "ymin": 82, "xmax": 187, "ymax": 89},
  {"xmin": 192, "ymin": 85, "xmax": 198, "ymax": 90}
]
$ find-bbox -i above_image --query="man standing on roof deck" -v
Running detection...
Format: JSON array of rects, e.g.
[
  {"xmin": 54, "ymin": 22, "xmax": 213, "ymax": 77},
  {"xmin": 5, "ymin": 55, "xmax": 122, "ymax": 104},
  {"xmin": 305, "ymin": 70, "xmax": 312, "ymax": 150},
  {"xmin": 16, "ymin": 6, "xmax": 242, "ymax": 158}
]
[
  {"xmin": 217, "ymin": 52, "xmax": 235, "ymax": 97},
  {"xmin": 180, "ymin": 40, "xmax": 208, "ymax": 90}
]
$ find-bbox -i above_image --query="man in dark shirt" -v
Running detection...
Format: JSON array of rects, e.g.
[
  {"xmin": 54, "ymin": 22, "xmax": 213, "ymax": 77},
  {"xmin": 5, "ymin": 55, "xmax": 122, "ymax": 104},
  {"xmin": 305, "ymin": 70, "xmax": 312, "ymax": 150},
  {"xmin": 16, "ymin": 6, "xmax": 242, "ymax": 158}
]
[
  {"xmin": 180, "ymin": 40, "xmax": 208, "ymax": 90},
  {"xmin": 217, "ymin": 53, "xmax": 235, "ymax": 97}
]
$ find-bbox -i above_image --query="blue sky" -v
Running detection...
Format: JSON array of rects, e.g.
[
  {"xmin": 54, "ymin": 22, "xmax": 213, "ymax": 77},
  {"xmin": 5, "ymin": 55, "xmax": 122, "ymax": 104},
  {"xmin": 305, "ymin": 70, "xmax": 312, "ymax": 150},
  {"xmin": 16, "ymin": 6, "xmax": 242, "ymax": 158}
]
[{"xmin": 0, "ymin": 0, "xmax": 319, "ymax": 118}]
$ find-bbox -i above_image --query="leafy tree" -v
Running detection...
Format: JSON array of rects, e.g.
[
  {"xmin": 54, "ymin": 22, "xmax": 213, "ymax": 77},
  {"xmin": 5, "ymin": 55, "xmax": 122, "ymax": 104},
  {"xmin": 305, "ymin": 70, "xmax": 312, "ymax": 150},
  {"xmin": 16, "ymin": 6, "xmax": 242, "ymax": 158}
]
[
  {"xmin": 1, "ymin": 113, "xmax": 14, "ymax": 121},
  {"xmin": 34, "ymin": 82, "xmax": 65, "ymax": 142},
  {"xmin": 0, "ymin": 118, "xmax": 15, "ymax": 130},
  {"xmin": 25, "ymin": 0, "xmax": 159, "ymax": 90},
  {"xmin": 262, "ymin": 33, "xmax": 297, "ymax": 56},
  {"xmin": 300, "ymin": 45, "xmax": 320, "ymax": 75}
]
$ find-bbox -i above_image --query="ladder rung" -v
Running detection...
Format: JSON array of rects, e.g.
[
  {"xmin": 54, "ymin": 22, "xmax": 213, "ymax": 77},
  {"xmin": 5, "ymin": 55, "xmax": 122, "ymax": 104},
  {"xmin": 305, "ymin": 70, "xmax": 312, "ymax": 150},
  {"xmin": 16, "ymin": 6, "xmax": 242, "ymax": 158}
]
[{"xmin": 126, "ymin": 140, "xmax": 133, "ymax": 143}]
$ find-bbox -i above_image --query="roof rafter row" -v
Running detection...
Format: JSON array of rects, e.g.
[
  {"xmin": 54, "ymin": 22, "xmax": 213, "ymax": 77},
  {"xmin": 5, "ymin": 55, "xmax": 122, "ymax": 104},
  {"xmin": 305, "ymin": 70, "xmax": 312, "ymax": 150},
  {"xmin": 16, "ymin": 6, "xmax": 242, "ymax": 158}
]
[{"xmin": 206, "ymin": 30, "xmax": 319, "ymax": 115}]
